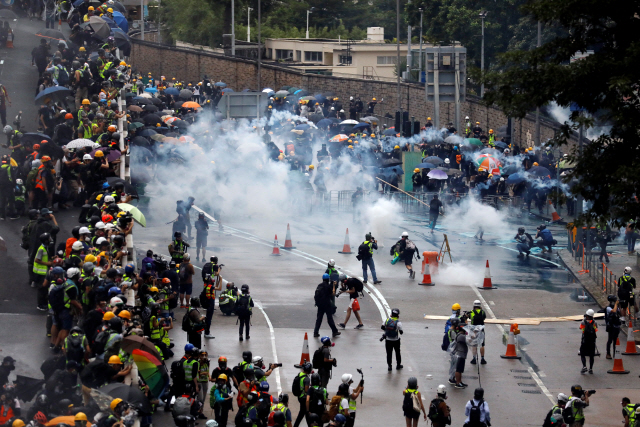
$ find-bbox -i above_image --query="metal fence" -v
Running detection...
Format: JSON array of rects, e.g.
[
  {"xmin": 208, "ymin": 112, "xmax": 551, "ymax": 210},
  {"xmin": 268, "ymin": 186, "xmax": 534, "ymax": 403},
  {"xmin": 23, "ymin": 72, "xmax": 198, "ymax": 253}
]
[{"xmin": 571, "ymin": 240, "xmax": 617, "ymax": 296}]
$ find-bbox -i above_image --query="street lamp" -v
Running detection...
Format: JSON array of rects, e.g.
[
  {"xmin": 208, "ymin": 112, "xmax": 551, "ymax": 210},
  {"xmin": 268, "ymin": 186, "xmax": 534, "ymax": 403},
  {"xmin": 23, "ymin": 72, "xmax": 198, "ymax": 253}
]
[
  {"xmin": 306, "ymin": 7, "xmax": 315, "ymax": 39},
  {"xmin": 418, "ymin": 8, "xmax": 423, "ymax": 78},
  {"xmin": 247, "ymin": 6, "xmax": 253, "ymax": 42},
  {"xmin": 479, "ymin": 10, "xmax": 488, "ymax": 97}
]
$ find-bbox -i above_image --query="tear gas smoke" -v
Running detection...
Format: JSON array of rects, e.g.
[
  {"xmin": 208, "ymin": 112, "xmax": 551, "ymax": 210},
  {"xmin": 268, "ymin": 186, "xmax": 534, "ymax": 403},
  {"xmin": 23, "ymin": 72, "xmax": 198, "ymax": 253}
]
[{"xmin": 440, "ymin": 198, "xmax": 513, "ymax": 240}]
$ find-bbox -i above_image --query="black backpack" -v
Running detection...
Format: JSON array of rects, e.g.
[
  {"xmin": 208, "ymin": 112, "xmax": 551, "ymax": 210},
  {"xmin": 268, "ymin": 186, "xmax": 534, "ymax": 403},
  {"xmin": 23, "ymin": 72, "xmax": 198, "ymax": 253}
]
[
  {"xmin": 199, "ymin": 285, "xmax": 211, "ymax": 309},
  {"xmin": 312, "ymin": 347, "xmax": 325, "ymax": 370},
  {"xmin": 356, "ymin": 243, "xmax": 369, "ymax": 260},
  {"xmin": 49, "ymin": 282, "xmax": 67, "ymax": 312},
  {"xmin": 384, "ymin": 318, "xmax": 399, "ymax": 339},
  {"xmin": 65, "ymin": 334, "xmax": 85, "ymax": 364},
  {"xmin": 427, "ymin": 398, "xmax": 446, "ymax": 423},
  {"xmin": 92, "ymin": 330, "xmax": 110, "ymax": 355},
  {"xmin": 20, "ymin": 222, "xmax": 33, "ymax": 250},
  {"xmin": 619, "ymin": 280, "xmax": 631, "ymax": 300},
  {"xmin": 562, "ymin": 403, "xmax": 575, "ymax": 425},
  {"xmin": 314, "ymin": 283, "xmax": 330, "ymax": 307},
  {"xmin": 582, "ymin": 320, "xmax": 597, "ymax": 341},
  {"xmin": 256, "ymin": 392, "xmax": 271, "ymax": 421},
  {"xmin": 468, "ymin": 399, "xmax": 483, "ymax": 426},
  {"xmin": 308, "ymin": 387, "xmax": 326, "ymax": 416},
  {"xmin": 78, "ymin": 69, "xmax": 93, "ymax": 88},
  {"xmin": 236, "ymin": 295, "xmax": 250, "ymax": 317},
  {"xmin": 57, "ymin": 66, "xmax": 70, "ymax": 86},
  {"xmin": 292, "ymin": 373, "xmax": 306, "ymax": 397},
  {"xmin": 234, "ymin": 404, "xmax": 251, "ymax": 427},
  {"xmin": 0, "ymin": 166, "xmax": 11, "ymax": 187},
  {"xmin": 182, "ymin": 308, "xmax": 194, "ymax": 332}
]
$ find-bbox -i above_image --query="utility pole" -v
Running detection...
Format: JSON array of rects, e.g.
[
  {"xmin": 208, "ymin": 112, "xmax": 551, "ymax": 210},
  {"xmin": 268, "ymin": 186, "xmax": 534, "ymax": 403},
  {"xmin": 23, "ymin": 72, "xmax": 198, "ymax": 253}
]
[
  {"xmin": 231, "ymin": 0, "xmax": 235, "ymax": 55},
  {"xmin": 406, "ymin": 0, "xmax": 411, "ymax": 81},
  {"xmin": 140, "ymin": 0, "xmax": 144, "ymax": 40},
  {"xmin": 418, "ymin": 8, "xmax": 423, "ymax": 79},
  {"xmin": 479, "ymin": 11, "xmax": 487, "ymax": 97},
  {"xmin": 396, "ymin": 0, "xmax": 401, "ymax": 119},
  {"xmin": 257, "ymin": 0, "xmax": 261, "ymax": 89},
  {"xmin": 535, "ymin": 20, "xmax": 541, "ymax": 145},
  {"xmin": 247, "ymin": 7, "xmax": 252, "ymax": 42},
  {"xmin": 306, "ymin": 8, "xmax": 314, "ymax": 39}
]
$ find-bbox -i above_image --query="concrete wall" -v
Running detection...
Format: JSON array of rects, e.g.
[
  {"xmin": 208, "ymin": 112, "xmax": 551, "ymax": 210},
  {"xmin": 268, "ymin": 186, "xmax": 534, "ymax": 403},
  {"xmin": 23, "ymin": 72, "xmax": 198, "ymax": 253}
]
[{"xmin": 129, "ymin": 39, "xmax": 576, "ymax": 148}]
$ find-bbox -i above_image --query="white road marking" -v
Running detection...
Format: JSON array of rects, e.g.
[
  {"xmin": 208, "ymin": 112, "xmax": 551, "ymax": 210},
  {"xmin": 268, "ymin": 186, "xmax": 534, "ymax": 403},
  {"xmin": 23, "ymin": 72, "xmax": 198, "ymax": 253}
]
[
  {"xmin": 254, "ymin": 300, "xmax": 282, "ymax": 395},
  {"xmin": 357, "ymin": 276, "xmax": 388, "ymax": 321},
  {"xmin": 470, "ymin": 285, "xmax": 554, "ymax": 404},
  {"xmin": 496, "ymin": 245, "xmax": 563, "ymax": 268},
  {"xmin": 489, "ymin": 301, "xmax": 495, "ymax": 306}
]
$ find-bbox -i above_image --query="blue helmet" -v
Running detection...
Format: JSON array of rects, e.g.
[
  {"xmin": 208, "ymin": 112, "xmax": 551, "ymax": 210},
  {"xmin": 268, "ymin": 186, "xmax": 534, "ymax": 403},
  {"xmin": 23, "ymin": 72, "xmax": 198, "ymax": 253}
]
[
  {"xmin": 184, "ymin": 343, "xmax": 195, "ymax": 353},
  {"xmin": 453, "ymin": 146, "xmax": 458, "ymax": 150},
  {"xmin": 322, "ymin": 273, "xmax": 330, "ymax": 280},
  {"xmin": 320, "ymin": 336, "xmax": 331, "ymax": 345},
  {"xmin": 260, "ymin": 381, "xmax": 269, "ymax": 392},
  {"xmin": 334, "ymin": 414, "xmax": 347, "ymax": 423},
  {"xmin": 124, "ymin": 263, "xmax": 135, "ymax": 274},
  {"xmin": 108, "ymin": 286, "xmax": 121, "ymax": 297},
  {"xmin": 52, "ymin": 266, "xmax": 65, "ymax": 276},
  {"xmin": 102, "ymin": 182, "xmax": 110, "ymax": 189}
]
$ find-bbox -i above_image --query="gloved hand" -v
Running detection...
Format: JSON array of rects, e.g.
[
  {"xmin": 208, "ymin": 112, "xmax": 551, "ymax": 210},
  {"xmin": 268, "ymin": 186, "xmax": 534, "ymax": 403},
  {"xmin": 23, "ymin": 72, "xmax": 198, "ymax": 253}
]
[{"xmin": 399, "ymin": 330, "xmax": 404, "ymax": 335}]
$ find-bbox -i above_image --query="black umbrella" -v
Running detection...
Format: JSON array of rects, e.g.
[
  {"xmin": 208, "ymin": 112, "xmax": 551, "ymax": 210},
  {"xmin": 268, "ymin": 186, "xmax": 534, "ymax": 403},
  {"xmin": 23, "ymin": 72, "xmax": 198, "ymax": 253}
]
[
  {"xmin": 80, "ymin": 359, "xmax": 112, "ymax": 388},
  {"xmin": 120, "ymin": 335, "xmax": 162, "ymax": 360},
  {"xmin": 125, "ymin": 92, "xmax": 137, "ymax": 99},
  {"xmin": 308, "ymin": 113, "xmax": 324, "ymax": 123},
  {"xmin": 106, "ymin": 177, "xmax": 138, "ymax": 198},
  {"xmin": 143, "ymin": 114, "xmax": 162, "ymax": 125},
  {"xmin": 14, "ymin": 375, "xmax": 45, "ymax": 402},
  {"xmin": 138, "ymin": 128, "xmax": 157, "ymax": 137},
  {"xmin": 380, "ymin": 159, "xmax": 403, "ymax": 167},
  {"xmin": 148, "ymin": 97, "xmax": 163, "ymax": 106},
  {"xmin": 131, "ymin": 136, "xmax": 151, "ymax": 147},
  {"xmin": 528, "ymin": 165, "xmax": 552, "ymax": 178},
  {"xmin": 131, "ymin": 145, "xmax": 154, "ymax": 162},
  {"xmin": 143, "ymin": 104, "xmax": 159, "ymax": 112},
  {"xmin": 0, "ymin": 9, "xmax": 18, "ymax": 20},
  {"xmin": 171, "ymin": 120, "xmax": 188, "ymax": 129},
  {"xmin": 40, "ymin": 354, "xmax": 66, "ymax": 381},
  {"xmin": 99, "ymin": 382, "xmax": 152, "ymax": 414},
  {"xmin": 21, "ymin": 132, "xmax": 51, "ymax": 145}
]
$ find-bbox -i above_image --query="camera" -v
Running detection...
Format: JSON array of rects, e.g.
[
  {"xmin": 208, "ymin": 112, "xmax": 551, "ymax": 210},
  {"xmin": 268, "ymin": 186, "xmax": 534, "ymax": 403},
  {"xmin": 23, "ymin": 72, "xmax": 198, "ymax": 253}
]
[
  {"xmin": 270, "ymin": 363, "xmax": 283, "ymax": 368},
  {"xmin": 379, "ymin": 333, "xmax": 386, "ymax": 342},
  {"xmin": 586, "ymin": 390, "xmax": 596, "ymax": 395}
]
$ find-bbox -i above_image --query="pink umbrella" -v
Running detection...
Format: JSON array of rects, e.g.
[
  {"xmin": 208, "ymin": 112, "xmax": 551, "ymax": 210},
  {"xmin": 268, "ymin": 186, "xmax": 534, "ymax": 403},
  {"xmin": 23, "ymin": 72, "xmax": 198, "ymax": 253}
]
[{"xmin": 90, "ymin": 148, "xmax": 122, "ymax": 162}]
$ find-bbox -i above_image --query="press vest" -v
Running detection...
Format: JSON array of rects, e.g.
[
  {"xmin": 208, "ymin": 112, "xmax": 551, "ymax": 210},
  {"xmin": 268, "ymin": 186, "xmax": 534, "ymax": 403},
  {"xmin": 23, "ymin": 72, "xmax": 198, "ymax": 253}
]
[
  {"xmin": 33, "ymin": 244, "xmax": 49, "ymax": 275},
  {"xmin": 183, "ymin": 359, "xmax": 197, "ymax": 381}
]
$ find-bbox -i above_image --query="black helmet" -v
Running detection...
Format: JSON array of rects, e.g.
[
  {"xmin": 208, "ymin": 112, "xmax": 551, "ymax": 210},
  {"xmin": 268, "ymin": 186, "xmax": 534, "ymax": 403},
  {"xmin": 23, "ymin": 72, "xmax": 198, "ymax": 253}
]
[
  {"xmin": 108, "ymin": 317, "xmax": 123, "ymax": 333},
  {"xmin": 518, "ymin": 227, "xmax": 525, "ymax": 233},
  {"xmin": 407, "ymin": 377, "xmax": 418, "ymax": 389},
  {"xmin": 28, "ymin": 209, "xmax": 38, "ymax": 220},
  {"xmin": 113, "ymin": 235, "xmax": 124, "ymax": 245},
  {"xmin": 106, "ymin": 268, "xmax": 118, "ymax": 279},
  {"xmin": 246, "ymin": 392, "xmax": 258, "ymax": 404},
  {"xmin": 310, "ymin": 373, "xmax": 320, "ymax": 386},
  {"xmin": 39, "ymin": 233, "xmax": 51, "ymax": 243},
  {"xmin": 474, "ymin": 387, "xmax": 484, "ymax": 399},
  {"xmin": 211, "ymin": 256, "xmax": 218, "ymax": 263},
  {"xmin": 450, "ymin": 318, "xmax": 460, "ymax": 327},
  {"xmin": 254, "ymin": 368, "xmax": 265, "ymax": 379},
  {"xmin": 70, "ymin": 326, "xmax": 83, "ymax": 335},
  {"xmin": 90, "ymin": 214, "xmax": 100, "ymax": 225},
  {"xmin": 272, "ymin": 411, "xmax": 285, "ymax": 425},
  {"xmin": 242, "ymin": 351, "xmax": 253, "ymax": 362},
  {"xmin": 302, "ymin": 362, "xmax": 313, "ymax": 373},
  {"xmin": 279, "ymin": 393, "xmax": 289, "ymax": 405},
  {"xmin": 174, "ymin": 415, "xmax": 194, "ymax": 427},
  {"xmin": 36, "ymin": 393, "xmax": 48, "ymax": 406},
  {"xmin": 241, "ymin": 284, "xmax": 249, "ymax": 293},
  {"xmin": 174, "ymin": 231, "xmax": 182, "ymax": 238},
  {"xmin": 71, "ymin": 226, "xmax": 81, "ymax": 239},
  {"xmin": 244, "ymin": 368, "xmax": 255, "ymax": 379},
  {"xmin": 608, "ymin": 295, "xmax": 618, "ymax": 302},
  {"xmin": 57, "ymin": 399, "xmax": 73, "ymax": 414},
  {"xmin": 111, "ymin": 132, "xmax": 121, "ymax": 141},
  {"xmin": 190, "ymin": 297, "xmax": 200, "ymax": 308},
  {"xmin": 198, "ymin": 212, "xmax": 205, "ymax": 218},
  {"xmin": 114, "ymin": 182, "xmax": 125, "ymax": 190},
  {"xmin": 338, "ymin": 382, "xmax": 349, "ymax": 396},
  {"xmin": 391, "ymin": 308, "xmax": 400, "ymax": 317},
  {"xmin": 570, "ymin": 384, "xmax": 583, "ymax": 395}
]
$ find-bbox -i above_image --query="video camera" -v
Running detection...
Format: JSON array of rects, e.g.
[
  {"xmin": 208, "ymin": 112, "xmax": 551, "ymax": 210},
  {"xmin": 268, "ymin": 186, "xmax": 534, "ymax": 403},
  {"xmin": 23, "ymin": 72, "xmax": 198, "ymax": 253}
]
[{"xmin": 153, "ymin": 254, "xmax": 170, "ymax": 274}]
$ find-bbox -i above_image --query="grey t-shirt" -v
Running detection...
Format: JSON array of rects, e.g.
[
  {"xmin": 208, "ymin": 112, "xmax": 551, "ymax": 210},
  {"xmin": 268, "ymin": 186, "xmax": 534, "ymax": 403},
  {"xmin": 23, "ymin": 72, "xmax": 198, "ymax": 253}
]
[
  {"xmin": 36, "ymin": 246, "xmax": 48, "ymax": 263},
  {"xmin": 454, "ymin": 332, "xmax": 468, "ymax": 359}
]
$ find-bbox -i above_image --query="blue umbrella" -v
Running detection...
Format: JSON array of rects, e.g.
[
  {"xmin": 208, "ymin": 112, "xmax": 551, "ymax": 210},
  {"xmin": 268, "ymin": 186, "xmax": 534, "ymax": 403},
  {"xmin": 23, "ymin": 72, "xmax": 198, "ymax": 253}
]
[
  {"xmin": 502, "ymin": 164, "xmax": 520, "ymax": 175},
  {"xmin": 72, "ymin": 0, "xmax": 84, "ymax": 6},
  {"xmin": 415, "ymin": 162, "xmax": 437, "ymax": 169},
  {"xmin": 352, "ymin": 122, "xmax": 371, "ymax": 131},
  {"xmin": 506, "ymin": 173, "xmax": 527, "ymax": 185},
  {"xmin": 164, "ymin": 87, "xmax": 180, "ymax": 96},
  {"xmin": 494, "ymin": 141, "xmax": 507, "ymax": 149},
  {"xmin": 101, "ymin": 16, "xmax": 118, "ymax": 29},
  {"xmin": 314, "ymin": 94, "xmax": 327, "ymax": 103},
  {"xmin": 294, "ymin": 123, "xmax": 311, "ymax": 131},
  {"xmin": 112, "ymin": 11, "xmax": 129, "ymax": 32},
  {"xmin": 383, "ymin": 128, "xmax": 397, "ymax": 136},
  {"xmin": 144, "ymin": 87, "xmax": 157, "ymax": 94},
  {"xmin": 221, "ymin": 88, "xmax": 234, "ymax": 93},
  {"xmin": 214, "ymin": 82, "xmax": 227, "ymax": 87},
  {"xmin": 34, "ymin": 86, "xmax": 71, "ymax": 105},
  {"xmin": 316, "ymin": 119, "xmax": 333, "ymax": 128}
]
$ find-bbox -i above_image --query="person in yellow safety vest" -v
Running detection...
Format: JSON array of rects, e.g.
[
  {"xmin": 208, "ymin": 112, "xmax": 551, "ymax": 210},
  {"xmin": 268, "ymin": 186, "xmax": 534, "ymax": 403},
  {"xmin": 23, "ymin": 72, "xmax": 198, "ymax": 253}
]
[
  {"xmin": 464, "ymin": 116, "xmax": 471, "ymax": 137},
  {"xmin": 83, "ymin": 6, "xmax": 94, "ymax": 22},
  {"xmin": 169, "ymin": 231, "xmax": 188, "ymax": 263},
  {"xmin": 340, "ymin": 373, "xmax": 363, "ymax": 424},
  {"xmin": 468, "ymin": 300, "xmax": 486, "ymax": 365},
  {"xmin": 131, "ymin": 79, "xmax": 138, "ymax": 94},
  {"xmin": 107, "ymin": 355, "xmax": 133, "ymax": 380},
  {"xmin": 34, "ymin": 233, "xmax": 54, "ymax": 310},
  {"xmin": 488, "ymin": 129, "xmax": 495, "ymax": 143},
  {"xmin": 269, "ymin": 393, "xmax": 291, "ymax": 425},
  {"xmin": 567, "ymin": 384, "xmax": 590, "ymax": 426},
  {"xmin": 622, "ymin": 397, "xmax": 637, "ymax": 427},
  {"xmin": 183, "ymin": 346, "xmax": 200, "ymax": 395}
]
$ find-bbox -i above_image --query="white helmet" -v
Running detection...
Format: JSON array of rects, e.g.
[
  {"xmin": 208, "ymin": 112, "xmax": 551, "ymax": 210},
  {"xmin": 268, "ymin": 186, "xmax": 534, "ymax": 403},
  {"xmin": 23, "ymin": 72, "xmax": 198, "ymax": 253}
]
[
  {"xmin": 104, "ymin": 195, "xmax": 115, "ymax": 204},
  {"xmin": 72, "ymin": 241, "xmax": 84, "ymax": 251},
  {"xmin": 401, "ymin": 231, "xmax": 409, "ymax": 237},
  {"xmin": 341, "ymin": 373, "xmax": 352, "ymax": 383},
  {"xmin": 83, "ymin": 154, "xmax": 92, "ymax": 161},
  {"xmin": 105, "ymin": 223, "xmax": 116, "ymax": 230},
  {"xmin": 444, "ymin": 158, "xmax": 450, "ymax": 164},
  {"xmin": 500, "ymin": 177, "xmax": 505, "ymax": 181},
  {"xmin": 504, "ymin": 148, "xmax": 510, "ymax": 154},
  {"xmin": 437, "ymin": 384, "xmax": 446, "ymax": 396},
  {"xmin": 350, "ymin": 96, "xmax": 353, "ymax": 101},
  {"xmin": 79, "ymin": 227, "xmax": 90, "ymax": 234},
  {"xmin": 586, "ymin": 309, "xmax": 595, "ymax": 317},
  {"xmin": 67, "ymin": 267, "xmax": 81, "ymax": 278},
  {"xmin": 252, "ymin": 355, "xmax": 263, "ymax": 365},
  {"xmin": 15, "ymin": 179, "xmax": 22, "ymax": 185},
  {"xmin": 110, "ymin": 297, "xmax": 123, "ymax": 306},
  {"xmin": 205, "ymin": 420, "xmax": 219, "ymax": 427},
  {"xmin": 557, "ymin": 393, "xmax": 569, "ymax": 402},
  {"xmin": 625, "ymin": 266, "xmax": 632, "ymax": 274},
  {"xmin": 328, "ymin": 259, "xmax": 335, "ymax": 267},
  {"xmin": 330, "ymin": 107, "xmax": 335, "ymax": 111},
  {"xmin": 465, "ymin": 116, "xmax": 469, "ymax": 120},
  {"xmin": 96, "ymin": 237, "xmax": 108, "ymax": 245},
  {"xmin": 3, "ymin": 125, "xmax": 12, "ymax": 134},
  {"xmin": 95, "ymin": 221, "xmax": 106, "ymax": 230},
  {"xmin": 473, "ymin": 300, "xmax": 481, "ymax": 306}
]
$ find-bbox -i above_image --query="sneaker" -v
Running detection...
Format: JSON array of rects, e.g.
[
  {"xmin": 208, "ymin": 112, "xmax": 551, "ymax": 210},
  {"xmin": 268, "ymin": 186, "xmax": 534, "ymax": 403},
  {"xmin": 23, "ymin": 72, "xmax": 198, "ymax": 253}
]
[
  {"xmin": 588, "ymin": 369, "xmax": 593, "ymax": 374},
  {"xmin": 448, "ymin": 379, "xmax": 456, "ymax": 385},
  {"xmin": 396, "ymin": 364, "xmax": 403, "ymax": 370},
  {"xmin": 581, "ymin": 367, "xmax": 587, "ymax": 373},
  {"xmin": 313, "ymin": 333, "xmax": 320, "ymax": 337},
  {"xmin": 198, "ymin": 414, "xmax": 207, "ymax": 420},
  {"xmin": 49, "ymin": 343, "xmax": 55, "ymax": 349},
  {"xmin": 481, "ymin": 358, "xmax": 486, "ymax": 365},
  {"xmin": 333, "ymin": 331, "xmax": 341, "ymax": 337},
  {"xmin": 204, "ymin": 334, "xmax": 214, "ymax": 339},
  {"xmin": 455, "ymin": 383, "xmax": 466, "ymax": 389},
  {"xmin": 239, "ymin": 336, "xmax": 243, "ymax": 342},
  {"xmin": 470, "ymin": 357, "xmax": 477, "ymax": 365},
  {"xmin": 388, "ymin": 365, "xmax": 392, "ymax": 372},
  {"xmin": 410, "ymin": 271, "xmax": 415, "ymax": 279},
  {"xmin": 606, "ymin": 354, "xmax": 612, "ymax": 359},
  {"xmin": 338, "ymin": 323, "xmax": 346, "ymax": 329},
  {"xmin": 30, "ymin": 282, "xmax": 36, "ymax": 288},
  {"xmin": 373, "ymin": 281, "xmax": 382, "ymax": 284},
  {"xmin": 37, "ymin": 306, "xmax": 47, "ymax": 311},
  {"xmin": 196, "ymin": 257, "xmax": 199, "ymax": 261},
  {"xmin": 459, "ymin": 382, "xmax": 468, "ymax": 387},
  {"xmin": 355, "ymin": 324, "xmax": 364, "ymax": 329},
  {"xmin": 9, "ymin": 216, "xmax": 19, "ymax": 220},
  {"xmin": 246, "ymin": 336, "xmax": 250, "ymax": 340}
]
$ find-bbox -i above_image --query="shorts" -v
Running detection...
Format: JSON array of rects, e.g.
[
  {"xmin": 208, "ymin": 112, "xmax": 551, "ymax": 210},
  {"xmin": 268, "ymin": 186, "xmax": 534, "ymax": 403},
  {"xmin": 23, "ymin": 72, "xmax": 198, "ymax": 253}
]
[
  {"xmin": 455, "ymin": 356, "xmax": 466, "ymax": 373},
  {"xmin": 404, "ymin": 254, "xmax": 413, "ymax": 266},
  {"xmin": 179, "ymin": 282, "xmax": 193, "ymax": 295},
  {"xmin": 53, "ymin": 309, "xmax": 73, "ymax": 330},
  {"xmin": 620, "ymin": 299, "xmax": 629, "ymax": 310},
  {"xmin": 196, "ymin": 235, "xmax": 207, "ymax": 249}
]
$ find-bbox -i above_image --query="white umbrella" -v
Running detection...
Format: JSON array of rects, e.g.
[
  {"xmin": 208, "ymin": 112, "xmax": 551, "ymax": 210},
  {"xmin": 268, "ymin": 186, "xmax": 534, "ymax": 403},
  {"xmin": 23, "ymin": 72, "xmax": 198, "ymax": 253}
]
[
  {"xmin": 66, "ymin": 138, "xmax": 99, "ymax": 149},
  {"xmin": 262, "ymin": 88, "xmax": 274, "ymax": 93},
  {"xmin": 139, "ymin": 93, "xmax": 152, "ymax": 99},
  {"xmin": 340, "ymin": 119, "xmax": 358, "ymax": 125}
]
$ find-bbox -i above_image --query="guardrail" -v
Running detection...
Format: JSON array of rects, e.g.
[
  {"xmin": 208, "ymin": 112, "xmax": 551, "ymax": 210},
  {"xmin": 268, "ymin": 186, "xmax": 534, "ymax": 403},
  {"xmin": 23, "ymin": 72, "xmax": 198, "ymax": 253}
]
[
  {"xmin": 118, "ymin": 89, "xmax": 135, "ymax": 267},
  {"xmin": 572, "ymin": 240, "xmax": 617, "ymax": 296}
]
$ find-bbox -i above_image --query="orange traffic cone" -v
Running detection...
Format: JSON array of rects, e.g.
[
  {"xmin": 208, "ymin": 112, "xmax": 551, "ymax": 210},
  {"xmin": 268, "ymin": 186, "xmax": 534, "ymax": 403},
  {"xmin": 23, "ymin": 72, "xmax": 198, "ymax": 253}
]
[
  {"xmin": 6, "ymin": 32, "xmax": 13, "ymax": 48},
  {"xmin": 622, "ymin": 320, "xmax": 639, "ymax": 355},
  {"xmin": 282, "ymin": 223, "xmax": 296, "ymax": 249},
  {"xmin": 500, "ymin": 324, "xmax": 521, "ymax": 359},
  {"xmin": 338, "ymin": 228, "xmax": 353, "ymax": 254},
  {"xmin": 608, "ymin": 354, "xmax": 630, "ymax": 374},
  {"xmin": 300, "ymin": 332, "xmax": 310, "ymax": 364},
  {"xmin": 271, "ymin": 235, "xmax": 281, "ymax": 256},
  {"xmin": 548, "ymin": 200, "xmax": 562, "ymax": 222},
  {"xmin": 419, "ymin": 257, "xmax": 434, "ymax": 286},
  {"xmin": 478, "ymin": 260, "xmax": 495, "ymax": 289}
]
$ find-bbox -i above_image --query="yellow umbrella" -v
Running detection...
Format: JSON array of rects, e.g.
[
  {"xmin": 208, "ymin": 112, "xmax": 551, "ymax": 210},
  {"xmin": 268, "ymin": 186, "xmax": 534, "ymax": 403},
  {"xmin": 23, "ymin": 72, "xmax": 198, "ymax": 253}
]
[
  {"xmin": 46, "ymin": 417, "xmax": 91, "ymax": 427},
  {"xmin": 117, "ymin": 203, "xmax": 146, "ymax": 227}
]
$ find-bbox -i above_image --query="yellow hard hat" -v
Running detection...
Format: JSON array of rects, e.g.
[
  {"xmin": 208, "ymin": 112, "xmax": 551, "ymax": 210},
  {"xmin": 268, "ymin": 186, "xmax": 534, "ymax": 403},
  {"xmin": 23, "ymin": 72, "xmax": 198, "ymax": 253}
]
[
  {"xmin": 354, "ymin": 140, "xmax": 359, "ymax": 144},
  {"xmin": 13, "ymin": 421, "xmax": 25, "ymax": 427},
  {"xmin": 103, "ymin": 311, "xmax": 116, "ymax": 321},
  {"xmin": 82, "ymin": 99, "xmax": 90, "ymax": 105},
  {"xmin": 94, "ymin": 150, "xmax": 104, "ymax": 158},
  {"xmin": 107, "ymin": 8, "xmax": 113, "ymax": 12},
  {"xmin": 149, "ymin": 286, "xmax": 158, "ymax": 292},
  {"xmin": 350, "ymin": 133, "xmax": 355, "ymax": 137},
  {"xmin": 88, "ymin": 6, "xmax": 94, "ymax": 10},
  {"xmin": 452, "ymin": 303, "xmax": 461, "ymax": 311},
  {"xmin": 488, "ymin": 174, "xmax": 493, "ymax": 178},
  {"xmin": 118, "ymin": 310, "xmax": 131, "ymax": 320},
  {"xmin": 427, "ymin": 117, "xmax": 432, "ymax": 120},
  {"xmin": 96, "ymin": 194, "xmax": 103, "ymax": 201},
  {"xmin": 79, "ymin": 47, "xmax": 86, "ymax": 52},
  {"xmin": 348, "ymin": 145, "xmax": 353, "ymax": 149},
  {"xmin": 370, "ymin": 134, "xmax": 375, "ymax": 137},
  {"xmin": 489, "ymin": 129, "xmax": 494, "ymax": 133},
  {"xmin": 120, "ymin": 61, "xmax": 126, "ymax": 66},
  {"xmin": 476, "ymin": 121, "xmax": 480, "ymax": 124},
  {"xmin": 217, "ymin": 373, "xmax": 228, "ymax": 381},
  {"xmin": 84, "ymin": 254, "xmax": 96, "ymax": 263},
  {"xmin": 110, "ymin": 398, "xmax": 124, "ymax": 411},
  {"xmin": 533, "ymin": 162, "xmax": 539, "ymax": 166},
  {"xmin": 308, "ymin": 165, "xmax": 315, "ymax": 170},
  {"xmin": 75, "ymin": 413, "xmax": 88, "ymax": 422},
  {"xmin": 394, "ymin": 145, "xmax": 400, "ymax": 149},
  {"xmin": 414, "ymin": 168, "xmax": 420, "ymax": 173},
  {"xmin": 108, "ymin": 355, "xmax": 122, "ymax": 365},
  {"xmin": 372, "ymin": 97, "xmax": 377, "ymax": 101},
  {"xmin": 347, "ymin": 139, "xmax": 352, "ymax": 143}
]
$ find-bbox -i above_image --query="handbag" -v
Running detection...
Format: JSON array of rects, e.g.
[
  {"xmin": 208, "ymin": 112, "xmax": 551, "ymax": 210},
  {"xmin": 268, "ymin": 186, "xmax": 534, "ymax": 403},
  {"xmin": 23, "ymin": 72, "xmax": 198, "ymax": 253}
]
[
  {"xmin": 352, "ymin": 299, "xmax": 360, "ymax": 311},
  {"xmin": 411, "ymin": 391, "xmax": 421, "ymax": 412}
]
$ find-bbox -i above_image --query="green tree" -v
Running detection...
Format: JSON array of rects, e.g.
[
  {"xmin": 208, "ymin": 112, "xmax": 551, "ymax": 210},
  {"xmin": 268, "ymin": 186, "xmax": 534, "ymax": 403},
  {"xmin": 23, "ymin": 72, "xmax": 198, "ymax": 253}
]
[{"xmin": 482, "ymin": 0, "xmax": 640, "ymax": 222}]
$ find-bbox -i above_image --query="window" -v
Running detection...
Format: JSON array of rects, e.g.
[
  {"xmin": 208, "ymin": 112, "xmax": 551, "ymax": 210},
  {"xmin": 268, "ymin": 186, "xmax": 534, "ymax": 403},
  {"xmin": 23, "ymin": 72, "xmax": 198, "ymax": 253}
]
[
  {"xmin": 275, "ymin": 49, "xmax": 293, "ymax": 60},
  {"xmin": 296, "ymin": 50, "xmax": 301, "ymax": 61},
  {"xmin": 377, "ymin": 55, "xmax": 406, "ymax": 65},
  {"xmin": 304, "ymin": 51, "xmax": 323, "ymax": 62},
  {"xmin": 339, "ymin": 55, "xmax": 352, "ymax": 65}
]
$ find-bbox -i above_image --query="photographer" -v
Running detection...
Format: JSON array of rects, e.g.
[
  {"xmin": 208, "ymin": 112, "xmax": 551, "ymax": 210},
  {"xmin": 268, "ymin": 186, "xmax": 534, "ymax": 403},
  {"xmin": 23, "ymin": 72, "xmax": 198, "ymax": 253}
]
[
  {"xmin": 567, "ymin": 385, "xmax": 591, "ymax": 426},
  {"xmin": 317, "ymin": 337, "xmax": 336, "ymax": 388},
  {"xmin": 251, "ymin": 356, "xmax": 282, "ymax": 382},
  {"xmin": 357, "ymin": 233, "xmax": 381, "ymax": 285},
  {"xmin": 381, "ymin": 308, "xmax": 402, "ymax": 372}
]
